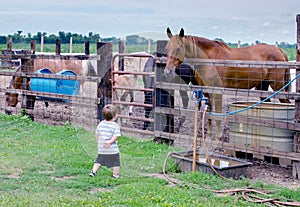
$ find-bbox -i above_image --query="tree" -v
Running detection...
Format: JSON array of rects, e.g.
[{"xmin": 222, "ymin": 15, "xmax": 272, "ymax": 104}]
[{"xmin": 0, "ymin": 36, "xmax": 6, "ymax": 44}]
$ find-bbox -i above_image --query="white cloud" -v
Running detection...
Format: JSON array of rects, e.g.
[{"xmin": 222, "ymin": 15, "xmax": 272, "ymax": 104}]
[
  {"xmin": 211, "ymin": 26, "xmax": 220, "ymax": 30},
  {"xmin": 231, "ymin": 16, "xmax": 256, "ymax": 21},
  {"xmin": 282, "ymin": 30, "xmax": 291, "ymax": 35}
]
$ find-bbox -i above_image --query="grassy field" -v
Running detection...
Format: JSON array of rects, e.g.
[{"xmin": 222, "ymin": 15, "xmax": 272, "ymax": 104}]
[
  {"xmin": 0, "ymin": 43, "xmax": 157, "ymax": 54},
  {"xmin": 0, "ymin": 114, "xmax": 299, "ymax": 206}
]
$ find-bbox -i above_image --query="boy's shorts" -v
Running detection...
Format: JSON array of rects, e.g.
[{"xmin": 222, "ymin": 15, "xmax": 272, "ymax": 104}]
[{"xmin": 95, "ymin": 153, "xmax": 120, "ymax": 168}]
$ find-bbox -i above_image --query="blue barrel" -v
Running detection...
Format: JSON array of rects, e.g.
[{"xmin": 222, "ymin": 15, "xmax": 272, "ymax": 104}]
[
  {"xmin": 55, "ymin": 70, "xmax": 80, "ymax": 95},
  {"xmin": 30, "ymin": 68, "xmax": 57, "ymax": 93}
]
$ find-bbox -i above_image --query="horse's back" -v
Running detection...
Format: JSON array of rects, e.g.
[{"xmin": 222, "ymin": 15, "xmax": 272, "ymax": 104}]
[{"xmin": 232, "ymin": 44, "xmax": 288, "ymax": 61}]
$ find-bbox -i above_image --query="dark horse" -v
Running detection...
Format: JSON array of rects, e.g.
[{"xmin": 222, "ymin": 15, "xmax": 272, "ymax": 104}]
[
  {"xmin": 5, "ymin": 66, "xmax": 24, "ymax": 109},
  {"xmin": 165, "ymin": 28, "xmax": 290, "ymax": 138},
  {"xmin": 142, "ymin": 52, "xmax": 197, "ymax": 132},
  {"xmin": 5, "ymin": 66, "xmax": 35, "ymax": 118}
]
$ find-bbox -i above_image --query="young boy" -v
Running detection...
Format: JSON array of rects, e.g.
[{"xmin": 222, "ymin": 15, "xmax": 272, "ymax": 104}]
[{"xmin": 89, "ymin": 104, "xmax": 121, "ymax": 178}]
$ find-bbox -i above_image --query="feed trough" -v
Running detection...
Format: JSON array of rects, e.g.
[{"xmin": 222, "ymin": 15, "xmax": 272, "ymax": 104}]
[{"xmin": 170, "ymin": 151, "xmax": 252, "ymax": 179}]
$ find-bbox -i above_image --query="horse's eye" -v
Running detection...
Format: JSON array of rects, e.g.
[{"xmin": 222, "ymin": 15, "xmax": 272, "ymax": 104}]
[{"xmin": 6, "ymin": 97, "xmax": 10, "ymax": 102}]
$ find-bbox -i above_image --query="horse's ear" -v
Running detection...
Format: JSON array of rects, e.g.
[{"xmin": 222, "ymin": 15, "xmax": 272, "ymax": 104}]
[
  {"xmin": 179, "ymin": 28, "xmax": 184, "ymax": 38},
  {"xmin": 167, "ymin": 27, "xmax": 173, "ymax": 39}
]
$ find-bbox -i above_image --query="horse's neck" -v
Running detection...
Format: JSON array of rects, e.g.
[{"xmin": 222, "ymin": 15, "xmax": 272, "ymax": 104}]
[{"xmin": 184, "ymin": 36, "xmax": 209, "ymax": 59}]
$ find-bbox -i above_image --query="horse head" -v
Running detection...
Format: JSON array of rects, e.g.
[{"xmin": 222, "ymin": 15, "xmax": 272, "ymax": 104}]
[{"xmin": 165, "ymin": 28, "xmax": 186, "ymax": 75}]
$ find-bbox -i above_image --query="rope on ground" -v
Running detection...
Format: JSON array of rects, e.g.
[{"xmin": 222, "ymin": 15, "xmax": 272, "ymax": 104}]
[
  {"xmin": 212, "ymin": 188, "xmax": 300, "ymax": 207},
  {"xmin": 162, "ymin": 151, "xmax": 180, "ymax": 185}
]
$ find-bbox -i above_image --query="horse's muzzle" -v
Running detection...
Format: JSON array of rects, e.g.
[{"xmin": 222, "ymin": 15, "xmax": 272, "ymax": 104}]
[{"xmin": 164, "ymin": 68, "xmax": 176, "ymax": 77}]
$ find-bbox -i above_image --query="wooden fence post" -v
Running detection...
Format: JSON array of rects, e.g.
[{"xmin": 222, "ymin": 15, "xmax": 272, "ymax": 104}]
[
  {"xmin": 3, "ymin": 38, "xmax": 13, "ymax": 67},
  {"xmin": 40, "ymin": 35, "xmax": 44, "ymax": 52},
  {"xmin": 30, "ymin": 40, "xmax": 36, "ymax": 54},
  {"xmin": 96, "ymin": 42, "xmax": 113, "ymax": 121},
  {"xmin": 155, "ymin": 40, "xmax": 175, "ymax": 135},
  {"xmin": 85, "ymin": 41, "xmax": 90, "ymax": 55},
  {"xmin": 20, "ymin": 50, "xmax": 35, "ymax": 120},
  {"xmin": 118, "ymin": 40, "xmax": 125, "ymax": 71},
  {"xmin": 157, "ymin": 40, "xmax": 167, "ymax": 55},
  {"xmin": 56, "ymin": 39, "xmax": 61, "ymax": 55},
  {"xmin": 7, "ymin": 37, "xmax": 12, "ymax": 51},
  {"xmin": 293, "ymin": 14, "xmax": 300, "ymax": 179}
]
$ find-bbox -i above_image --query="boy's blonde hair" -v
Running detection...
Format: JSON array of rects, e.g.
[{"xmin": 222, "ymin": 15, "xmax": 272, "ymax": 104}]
[{"xmin": 102, "ymin": 104, "xmax": 117, "ymax": 121}]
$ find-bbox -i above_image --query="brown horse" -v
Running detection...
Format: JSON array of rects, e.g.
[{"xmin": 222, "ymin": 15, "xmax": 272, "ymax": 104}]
[
  {"xmin": 165, "ymin": 28, "xmax": 290, "ymax": 139},
  {"xmin": 5, "ymin": 58, "xmax": 93, "ymax": 108},
  {"xmin": 5, "ymin": 66, "xmax": 24, "ymax": 108}
]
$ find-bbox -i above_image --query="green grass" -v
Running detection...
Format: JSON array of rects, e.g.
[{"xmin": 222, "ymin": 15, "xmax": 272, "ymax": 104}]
[{"xmin": 0, "ymin": 114, "xmax": 299, "ymax": 206}]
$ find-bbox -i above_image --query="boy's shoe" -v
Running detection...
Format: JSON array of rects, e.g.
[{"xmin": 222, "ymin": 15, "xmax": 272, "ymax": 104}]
[
  {"xmin": 112, "ymin": 174, "xmax": 122, "ymax": 179},
  {"xmin": 89, "ymin": 171, "xmax": 96, "ymax": 177}
]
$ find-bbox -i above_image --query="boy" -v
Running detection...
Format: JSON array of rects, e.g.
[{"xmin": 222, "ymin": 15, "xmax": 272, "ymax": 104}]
[{"xmin": 89, "ymin": 104, "xmax": 121, "ymax": 178}]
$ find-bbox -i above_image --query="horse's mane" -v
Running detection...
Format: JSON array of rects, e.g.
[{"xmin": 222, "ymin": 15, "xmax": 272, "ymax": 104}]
[
  {"xmin": 183, "ymin": 35, "xmax": 231, "ymax": 57},
  {"xmin": 187, "ymin": 35, "xmax": 231, "ymax": 48}
]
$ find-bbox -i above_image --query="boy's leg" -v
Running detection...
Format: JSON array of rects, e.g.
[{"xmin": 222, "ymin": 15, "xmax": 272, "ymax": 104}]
[
  {"xmin": 90, "ymin": 163, "xmax": 101, "ymax": 176},
  {"xmin": 112, "ymin": 166, "xmax": 120, "ymax": 177}
]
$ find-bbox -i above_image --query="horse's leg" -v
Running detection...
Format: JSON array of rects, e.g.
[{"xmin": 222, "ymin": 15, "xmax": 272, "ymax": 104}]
[
  {"xmin": 128, "ymin": 90, "xmax": 134, "ymax": 116},
  {"xmin": 269, "ymin": 76, "xmax": 291, "ymax": 104},
  {"xmin": 163, "ymin": 90, "xmax": 174, "ymax": 133},
  {"xmin": 119, "ymin": 91, "xmax": 129, "ymax": 124},
  {"xmin": 20, "ymin": 94, "xmax": 36, "ymax": 120},
  {"xmin": 207, "ymin": 93, "xmax": 223, "ymax": 141},
  {"xmin": 143, "ymin": 91, "xmax": 153, "ymax": 130},
  {"xmin": 214, "ymin": 94, "xmax": 223, "ymax": 140},
  {"xmin": 203, "ymin": 92, "xmax": 213, "ymax": 139}
]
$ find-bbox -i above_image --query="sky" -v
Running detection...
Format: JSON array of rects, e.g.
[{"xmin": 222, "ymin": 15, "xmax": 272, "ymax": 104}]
[{"xmin": 0, "ymin": 0, "xmax": 299, "ymax": 44}]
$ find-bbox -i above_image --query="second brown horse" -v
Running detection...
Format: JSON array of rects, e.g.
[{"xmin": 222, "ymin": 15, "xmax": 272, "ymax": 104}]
[{"xmin": 165, "ymin": 28, "xmax": 290, "ymax": 139}]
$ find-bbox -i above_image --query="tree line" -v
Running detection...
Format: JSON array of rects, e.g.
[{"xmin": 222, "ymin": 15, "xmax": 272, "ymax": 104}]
[
  {"xmin": 0, "ymin": 30, "xmax": 296, "ymax": 49},
  {"xmin": 0, "ymin": 31, "xmax": 156, "ymax": 45}
]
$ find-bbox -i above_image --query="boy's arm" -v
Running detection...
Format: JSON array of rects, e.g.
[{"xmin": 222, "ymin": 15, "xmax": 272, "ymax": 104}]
[
  {"xmin": 95, "ymin": 132, "xmax": 99, "ymax": 142},
  {"xmin": 104, "ymin": 135, "xmax": 119, "ymax": 148}
]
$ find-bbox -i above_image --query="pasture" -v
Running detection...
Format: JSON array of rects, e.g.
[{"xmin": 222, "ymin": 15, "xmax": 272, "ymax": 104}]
[{"xmin": 1, "ymin": 114, "xmax": 300, "ymax": 206}]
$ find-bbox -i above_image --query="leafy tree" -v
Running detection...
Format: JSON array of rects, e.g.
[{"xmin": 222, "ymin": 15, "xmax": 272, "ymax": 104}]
[{"xmin": 0, "ymin": 36, "xmax": 6, "ymax": 44}]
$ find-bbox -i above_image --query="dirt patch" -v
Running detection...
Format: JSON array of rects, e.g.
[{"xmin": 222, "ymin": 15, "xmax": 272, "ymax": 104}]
[
  {"xmin": 6, "ymin": 169, "xmax": 23, "ymax": 179},
  {"xmin": 89, "ymin": 187, "xmax": 113, "ymax": 193},
  {"xmin": 244, "ymin": 163, "xmax": 300, "ymax": 190},
  {"xmin": 50, "ymin": 175, "xmax": 77, "ymax": 181}
]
